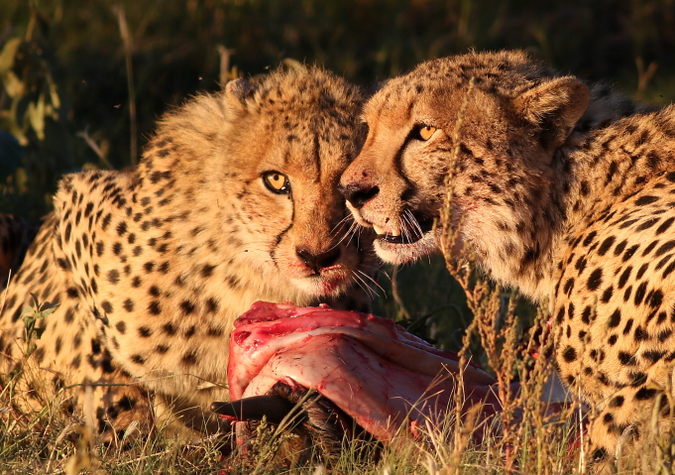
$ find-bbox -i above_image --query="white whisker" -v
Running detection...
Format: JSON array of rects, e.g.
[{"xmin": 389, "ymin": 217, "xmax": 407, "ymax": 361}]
[{"xmin": 356, "ymin": 269, "xmax": 386, "ymax": 298}]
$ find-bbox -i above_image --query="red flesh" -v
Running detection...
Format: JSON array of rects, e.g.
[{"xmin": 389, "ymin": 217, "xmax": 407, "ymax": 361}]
[{"xmin": 228, "ymin": 302, "xmax": 502, "ymax": 441}]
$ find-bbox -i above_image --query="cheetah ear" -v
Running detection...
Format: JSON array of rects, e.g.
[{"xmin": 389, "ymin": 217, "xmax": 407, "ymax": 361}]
[
  {"xmin": 513, "ymin": 77, "xmax": 590, "ymax": 149},
  {"xmin": 224, "ymin": 78, "xmax": 257, "ymax": 111}
]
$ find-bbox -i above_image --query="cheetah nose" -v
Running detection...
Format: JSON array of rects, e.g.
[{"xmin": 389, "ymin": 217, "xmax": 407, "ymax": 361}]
[
  {"xmin": 340, "ymin": 183, "xmax": 379, "ymax": 209},
  {"xmin": 296, "ymin": 247, "xmax": 341, "ymax": 273}
]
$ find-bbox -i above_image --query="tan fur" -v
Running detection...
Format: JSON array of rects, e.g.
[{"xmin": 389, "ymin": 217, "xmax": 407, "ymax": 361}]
[
  {"xmin": 340, "ymin": 50, "xmax": 674, "ymax": 467},
  {"xmin": 0, "ymin": 66, "xmax": 372, "ymax": 438}
]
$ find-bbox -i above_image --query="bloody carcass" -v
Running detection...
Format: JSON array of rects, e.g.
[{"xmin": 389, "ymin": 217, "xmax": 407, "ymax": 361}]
[{"xmin": 213, "ymin": 302, "xmax": 510, "ymax": 451}]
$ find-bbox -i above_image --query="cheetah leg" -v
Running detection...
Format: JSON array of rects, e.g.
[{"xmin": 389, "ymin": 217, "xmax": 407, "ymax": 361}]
[
  {"xmin": 588, "ymin": 384, "xmax": 671, "ymax": 472},
  {"xmin": 78, "ymin": 368, "xmax": 155, "ymax": 446}
]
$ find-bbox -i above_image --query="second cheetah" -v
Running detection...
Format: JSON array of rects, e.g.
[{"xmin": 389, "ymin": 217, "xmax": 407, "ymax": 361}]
[{"xmin": 340, "ymin": 50, "xmax": 674, "ymax": 467}]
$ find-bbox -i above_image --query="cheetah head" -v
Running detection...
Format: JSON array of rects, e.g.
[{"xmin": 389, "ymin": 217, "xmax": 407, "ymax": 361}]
[
  {"xmin": 340, "ymin": 51, "xmax": 589, "ymax": 268},
  {"xmin": 145, "ymin": 66, "xmax": 373, "ymax": 302}
]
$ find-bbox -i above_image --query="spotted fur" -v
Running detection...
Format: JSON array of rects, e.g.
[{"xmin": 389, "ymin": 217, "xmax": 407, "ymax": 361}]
[
  {"xmin": 0, "ymin": 66, "xmax": 372, "ymax": 439},
  {"xmin": 340, "ymin": 50, "xmax": 674, "ymax": 467}
]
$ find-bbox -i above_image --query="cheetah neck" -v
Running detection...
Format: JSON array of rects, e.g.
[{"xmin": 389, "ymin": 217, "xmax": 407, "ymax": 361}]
[
  {"xmin": 542, "ymin": 106, "xmax": 675, "ymax": 295},
  {"xmin": 477, "ymin": 105, "xmax": 675, "ymax": 304},
  {"xmin": 556, "ymin": 107, "xmax": 675, "ymax": 233}
]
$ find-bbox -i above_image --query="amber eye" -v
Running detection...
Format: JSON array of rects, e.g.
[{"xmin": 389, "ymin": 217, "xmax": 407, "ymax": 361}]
[
  {"xmin": 262, "ymin": 171, "xmax": 291, "ymax": 194},
  {"xmin": 414, "ymin": 125, "xmax": 438, "ymax": 141}
]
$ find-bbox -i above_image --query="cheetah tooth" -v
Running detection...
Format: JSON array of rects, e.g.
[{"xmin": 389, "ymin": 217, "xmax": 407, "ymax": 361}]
[{"xmin": 373, "ymin": 224, "xmax": 385, "ymax": 235}]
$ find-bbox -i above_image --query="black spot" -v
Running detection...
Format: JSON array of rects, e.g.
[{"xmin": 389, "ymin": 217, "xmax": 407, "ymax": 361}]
[
  {"xmin": 155, "ymin": 345, "xmax": 169, "ymax": 354},
  {"xmin": 116, "ymin": 221, "xmax": 127, "ymax": 236},
  {"xmin": 101, "ymin": 301, "xmax": 113, "ymax": 313},
  {"xmin": 162, "ymin": 323, "xmax": 176, "ymax": 335},
  {"xmin": 635, "ymin": 218, "xmax": 658, "ymax": 231},
  {"xmin": 656, "ymin": 217, "xmax": 674, "ymax": 234},
  {"xmin": 562, "ymin": 346, "xmax": 577, "ymax": 362},
  {"xmin": 581, "ymin": 306, "xmax": 593, "ymax": 324},
  {"xmin": 587, "ymin": 268, "xmax": 603, "ymax": 291},
  {"xmin": 148, "ymin": 301, "xmax": 161, "ymax": 315},
  {"xmin": 116, "ymin": 321, "xmax": 126, "ymax": 333},
  {"xmin": 591, "ymin": 448, "xmax": 607, "ymax": 462},
  {"xmin": 107, "ymin": 269, "xmax": 120, "ymax": 284},
  {"xmin": 648, "ymin": 289, "xmax": 663, "ymax": 308},
  {"xmin": 597, "ymin": 236, "xmax": 615, "ymax": 256},
  {"xmin": 609, "ymin": 395, "xmax": 624, "ymax": 407},
  {"xmin": 601, "ymin": 286, "xmax": 613, "ymax": 303},
  {"xmin": 634, "ymin": 326, "xmax": 648, "ymax": 341},
  {"xmin": 182, "ymin": 351, "xmax": 197, "ymax": 366},
  {"xmin": 138, "ymin": 326, "xmax": 152, "ymax": 338},
  {"xmin": 655, "ymin": 240, "xmax": 675, "ymax": 257},
  {"xmin": 180, "ymin": 300, "xmax": 195, "ymax": 315},
  {"xmin": 206, "ymin": 298, "xmax": 218, "ymax": 313},
  {"xmin": 622, "ymin": 244, "xmax": 639, "ymax": 261},
  {"xmin": 613, "ymin": 239, "xmax": 627, "ymax": 255},
  {"xmin": 123, "ymin": 298, "xmax": 134, "ymax": 312},
  {"xmin": 607, "ymin": 309, "xmax": 621, "ymax": 328},
  {"xmin": 618, "ymin": 351, "xmax": 636, "ymax": 365},
  {"xmin": 635, "ymin": 195, "xmax": 659, "ymax": 206},
  {"xmin": 636, "ymin": 262, "xmax": 649, "ymax": 279},
  {"xmin": 634, "ymin": 281, "xmax": 648, "ymax": 306},
  {"xmin": 201, "ymin": 264, "xmax": 216, "ymax": 278},
  {"xmin": 642, "ymin": 350, "xmax": 665, "ymax": 363},
  {"xmin": 583, "ymin": 231, "xmax": 597, "ymax": 246},
  {"xmin": 131, "ymin": 354, "xmax": 145, "ymax": 365},
  {"xmin": 634, "ymin": 387, "xmax": 656, "ymax": 400},
  {"xmin": 642, "ymin": 240, "xmax": 659, "ymax": 256}
]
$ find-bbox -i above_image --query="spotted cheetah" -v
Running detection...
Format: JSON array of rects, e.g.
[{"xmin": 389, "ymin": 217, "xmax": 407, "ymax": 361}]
[
  {"xmin": 339, "ymin": 50, "xmax": 674, "ymax": 466},
  {"xmin": 0, "ymin": 65, "xmax": 373, "ymax": 440}
]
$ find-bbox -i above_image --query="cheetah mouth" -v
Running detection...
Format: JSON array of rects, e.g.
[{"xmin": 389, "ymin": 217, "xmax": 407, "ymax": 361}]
[
  {"xmin": 290, "ymin": 266, "xmax": 353, "ymax": 297},
  {"xmin": 375, "ymin": 212, "xmax": 434, "ymax": 245},
  {"xmin": 371, "ymin": 211, "xmax": 438, "ymax": 264}
]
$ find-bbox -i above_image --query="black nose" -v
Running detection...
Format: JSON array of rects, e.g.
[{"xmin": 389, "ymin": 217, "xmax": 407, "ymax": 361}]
[
  {"xmin": 296, "ymin": 247, "xmax": 341, "ymax": 272},
  {"xmin": 340, "ymin": 184, "xmax": 379, "ymax": 209}
]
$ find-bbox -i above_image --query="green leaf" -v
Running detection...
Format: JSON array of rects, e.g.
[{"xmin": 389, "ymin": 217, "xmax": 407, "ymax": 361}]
[
  {"xmin": 26, "ymin": 95, "xmax": 46, "ymax": 140},
  {"xmin": 3, "ymin": 71, "xmax": 25, "ymax": 98},
  {"xmin": 0, "ymin": 38, "xmax": 21, "ymax": 75}
]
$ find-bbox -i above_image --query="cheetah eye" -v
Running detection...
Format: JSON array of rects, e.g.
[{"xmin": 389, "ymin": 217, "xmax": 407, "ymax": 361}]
[
  {"xmin": 413, "ymin": 125, "xmax": 438, "ymax": 141},
  {"xmin": 262, "ymin": 171, "xmax": 291, "ymax": 194}
]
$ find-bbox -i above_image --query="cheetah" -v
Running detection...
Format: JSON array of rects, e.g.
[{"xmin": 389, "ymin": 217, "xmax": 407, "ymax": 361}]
[
  {"xmin": 0, "ymin": 65, "xmax": 374, "ymax": 440},
  {"xmin": 339, "ymin": 50, "xmax": 674, "ymax": 466}
]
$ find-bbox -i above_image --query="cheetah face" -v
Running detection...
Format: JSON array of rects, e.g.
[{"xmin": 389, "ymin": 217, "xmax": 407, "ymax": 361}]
[
  {"xmin": 340, "ymin": 53, "xmax": 589, "ymax": 266},
  {"xmin": 216, "ymin": 74, "xmax": 373, "ymax": 299},
  {"xmin": 339, "ymin": 81, "xmax": 499, "ymax": 265}
]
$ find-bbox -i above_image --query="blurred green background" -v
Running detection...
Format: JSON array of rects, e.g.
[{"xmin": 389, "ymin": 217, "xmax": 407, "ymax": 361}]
[{"xmin": 1, "ymin": 0, "xmax": 673, "ymax": 350}]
